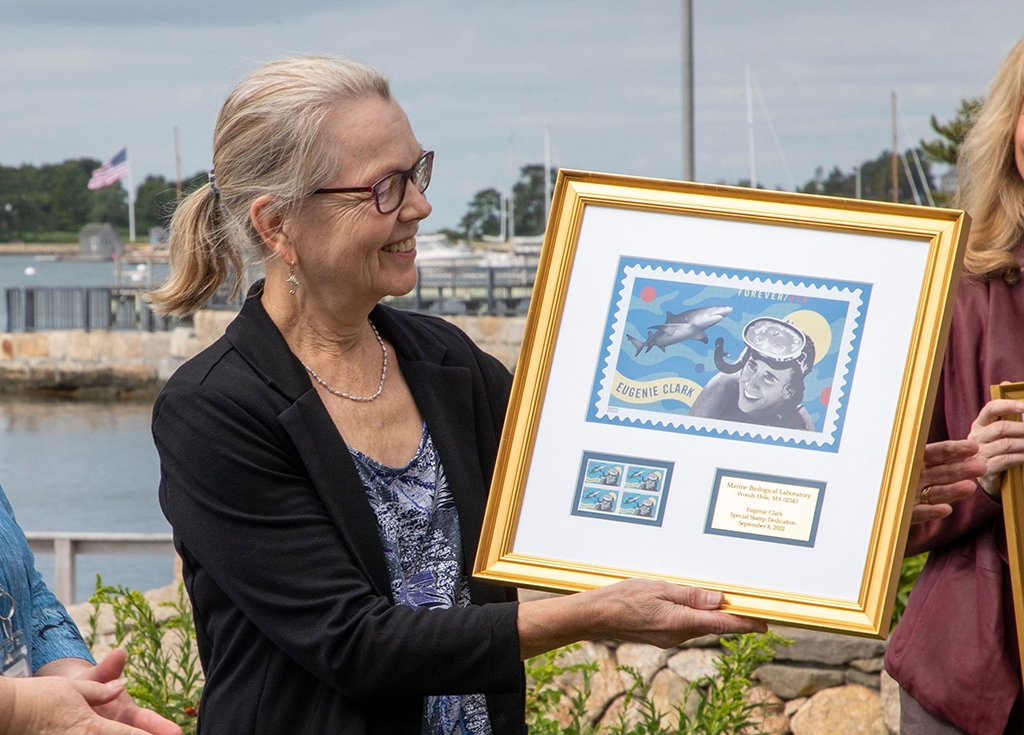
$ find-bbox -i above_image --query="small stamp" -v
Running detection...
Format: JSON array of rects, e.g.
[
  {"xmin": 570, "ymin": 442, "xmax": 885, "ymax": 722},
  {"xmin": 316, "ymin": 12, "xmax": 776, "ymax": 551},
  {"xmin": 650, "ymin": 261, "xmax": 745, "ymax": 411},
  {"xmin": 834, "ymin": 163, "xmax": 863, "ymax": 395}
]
[{"xmin": 572, "ymin": 452, "xmax": 674, "ymax": 526}]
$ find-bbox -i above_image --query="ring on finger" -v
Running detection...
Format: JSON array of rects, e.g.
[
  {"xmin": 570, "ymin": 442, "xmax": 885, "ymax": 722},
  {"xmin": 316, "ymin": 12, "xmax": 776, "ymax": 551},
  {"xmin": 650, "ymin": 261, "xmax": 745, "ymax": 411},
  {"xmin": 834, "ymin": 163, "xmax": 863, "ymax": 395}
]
[{"xmin": 921, "ymin": 486, "xmax": 932, "ymax": 505}]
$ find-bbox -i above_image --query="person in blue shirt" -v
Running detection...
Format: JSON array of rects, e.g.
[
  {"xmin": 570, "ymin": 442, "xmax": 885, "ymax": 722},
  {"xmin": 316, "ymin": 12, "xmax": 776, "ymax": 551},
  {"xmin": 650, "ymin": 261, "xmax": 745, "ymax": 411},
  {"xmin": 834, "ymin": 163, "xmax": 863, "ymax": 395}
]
[{"xmin": 0, "ymin": 484, "xmax": 181, "ymax": 735}]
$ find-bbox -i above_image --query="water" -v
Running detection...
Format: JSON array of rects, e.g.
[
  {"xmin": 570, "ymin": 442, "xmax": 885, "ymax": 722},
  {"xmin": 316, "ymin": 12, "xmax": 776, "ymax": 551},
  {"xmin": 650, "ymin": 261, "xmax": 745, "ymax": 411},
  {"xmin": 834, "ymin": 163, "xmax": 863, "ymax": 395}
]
[{"xmin": 0, "ymin": 399, "xmax": 172, "ymax": 603}]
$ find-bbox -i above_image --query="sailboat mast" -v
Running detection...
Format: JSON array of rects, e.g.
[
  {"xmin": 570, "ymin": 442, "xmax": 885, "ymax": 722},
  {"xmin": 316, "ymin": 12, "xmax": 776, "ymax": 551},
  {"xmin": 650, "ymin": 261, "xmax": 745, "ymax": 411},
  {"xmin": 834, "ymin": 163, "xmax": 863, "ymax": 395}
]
[
  {"xmin": 891, "ymin": 91, "xmax": 898, "ymax": 203},
  {"xmin": 745, "ymin": 62, "xmax": 756, "ymax": 188},
  {"xmin": 174, "ymin": 127, "xmax": 183, "ymax": 204}
]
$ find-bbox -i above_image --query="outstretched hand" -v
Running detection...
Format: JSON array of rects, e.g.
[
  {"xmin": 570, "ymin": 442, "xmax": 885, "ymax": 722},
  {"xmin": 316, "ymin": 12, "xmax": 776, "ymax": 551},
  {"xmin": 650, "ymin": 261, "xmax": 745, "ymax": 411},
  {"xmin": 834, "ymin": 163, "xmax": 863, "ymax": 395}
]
[
  {"xmin": 73, "ymin": 650, "xmax": 183, "ymax": 735},
  {"xmin": 967, "ymin": 398, "xmax": 1024, "ymax": 497},
  {"xmin": 0, "ymin": 675, "xmax": 151, "ymax": 735},
  {"xmin": 518, "ymin": 578, "xmax": 767, "ymax": 659},
  {"xmin": 912, "ymin": 439, "xmax": 986, "ymax": 524},
  {"xmin": 579, "ymin": 578, "xmax": 768, "ymax": 649}
]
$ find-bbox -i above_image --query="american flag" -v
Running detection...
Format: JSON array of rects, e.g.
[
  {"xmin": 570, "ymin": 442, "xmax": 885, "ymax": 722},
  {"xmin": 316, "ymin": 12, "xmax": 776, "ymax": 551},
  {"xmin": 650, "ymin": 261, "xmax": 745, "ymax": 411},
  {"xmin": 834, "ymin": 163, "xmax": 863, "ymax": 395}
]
[{"xmin": 87, "ymin": 148, "xmax": 129, "ymax": 190}]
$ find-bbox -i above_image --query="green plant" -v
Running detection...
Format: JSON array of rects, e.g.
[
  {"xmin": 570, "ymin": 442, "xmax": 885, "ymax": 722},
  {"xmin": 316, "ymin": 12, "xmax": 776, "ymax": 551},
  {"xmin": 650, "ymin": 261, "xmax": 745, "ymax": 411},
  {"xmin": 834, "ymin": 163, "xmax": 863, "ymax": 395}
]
[
  {"xmin": 87, "ymin": 576, "xmax": 203, "ymax": 734},
  {"xmin": 525, "ymin": 631, "xmax": 790, "ymax": 735},
  {"xmin": 526, "ymin": 644, "xmax": 599, "ymax": 735},
  {"xmin": 892, "ymin": 552, "xmax": 928, "ymax": 627},
  {"xmin": 674, "ymin": 632, "xmax": 789, "ymax": 735}
]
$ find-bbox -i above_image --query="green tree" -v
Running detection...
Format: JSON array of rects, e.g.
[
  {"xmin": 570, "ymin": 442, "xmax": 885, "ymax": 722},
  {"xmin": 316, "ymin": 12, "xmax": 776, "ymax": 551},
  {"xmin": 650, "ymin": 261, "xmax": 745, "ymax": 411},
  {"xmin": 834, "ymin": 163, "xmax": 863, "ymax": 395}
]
[
  {"xmin": 135, "ymin": 175, "xmax": 178, "ymax": 232},
  {"xmin": 88, "ymin": 181, "xmax": 129, "ymax": 226},
  {"xmin": 921, "ymin": 97, "xmax": 983, "ymax": 165},
  {"xmin": 799, "ymin": 148, "xmax": 935, "ymax": 205},
  {"xmin": 512, "ymin": 164, "xmax": 557, "ymax": 237},
  {"xmin": 458, "ymin": 164, "xmax": 557, "ymax": 242},
  {"xmin": 134, "ymin": 170, "xmax": 209, "ymax": 233},
  {"xmin": 0, "ymin": 158, "xmax": 135, "ymax": 240},
  {"xmin": 459, "ymin": 187, "xmax": 502, "ymax": 240}
]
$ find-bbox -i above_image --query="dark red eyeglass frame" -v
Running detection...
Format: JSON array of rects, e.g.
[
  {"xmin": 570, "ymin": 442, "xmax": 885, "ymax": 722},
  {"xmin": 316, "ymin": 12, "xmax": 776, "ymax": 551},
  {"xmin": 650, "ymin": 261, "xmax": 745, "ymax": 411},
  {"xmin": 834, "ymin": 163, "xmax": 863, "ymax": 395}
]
[{"xmin": 311, "ymin": 150, "xmax": 434, "ymax": 214}]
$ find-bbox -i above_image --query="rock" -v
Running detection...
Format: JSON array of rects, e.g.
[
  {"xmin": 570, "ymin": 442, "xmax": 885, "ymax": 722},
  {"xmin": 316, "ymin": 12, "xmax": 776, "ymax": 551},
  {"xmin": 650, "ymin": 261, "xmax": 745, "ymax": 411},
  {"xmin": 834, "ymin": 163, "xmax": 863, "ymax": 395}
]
[
  {"xmin": 850, "ymin": 657, "xmax": 885, "ymax": 674},
  {"xmin": 648, "ymin": 668, "xmax": 696, "ymax": 717},
  {"xmin": 789, "ymin": 685, "xmax": 887, "ymax": 735},
  {"xmin": 582, "ymin": 658, "xmax": 627, "ymax": 723},
  {"xmin": 743, "ymin": 685, "xmax": 789, "ymax": 735},
  {"xmin": 597, "ymin": 669, "xmax": 699, "ymax": 731},
  {"xmin": 846, "ymin": 668, "xmax": 881, "ymax": 689},
  {"xmin": 598, "ymin": 693, "xmax": 642, "ymax": 731},
  {"xmin": 771, "ymin": 627, "xmax": 886, "ymax": 666},
  {"xmin": 517, "ymin": 588, "xmax": 563, "ymax": 602},
  {"xmin": 145, "ymin": 583, "xmax": 187, "ymax": 624},
  {"xmin": 548, "ymin": 641, "xmax": 613, "ymax": 704},
  {"xmin": 879, "ymin": 669, "xmax": 900, "ymax": 734},
  {"xmin": 616, "ymin": 642, "xmax": 669, "ymax": 684},
  {"xmin": 667, "ymin": 647, "xmax": 721, "ymax": 682},
  {"xmin": 682, "ymin": 633, "xmax": 723, "ymax": 648},
  {"xmin": 754, "ymin": 663, "xmax": 846, "ymax": 700},
  {"xmin": 785, "ymin": 697, "xmax": 809, "ymax": 716}
]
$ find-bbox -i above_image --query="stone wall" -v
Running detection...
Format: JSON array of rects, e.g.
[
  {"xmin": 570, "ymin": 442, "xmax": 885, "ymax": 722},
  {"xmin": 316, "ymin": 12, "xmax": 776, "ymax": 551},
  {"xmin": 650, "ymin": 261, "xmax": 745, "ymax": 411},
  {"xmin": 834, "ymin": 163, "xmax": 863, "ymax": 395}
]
[
  {"xmin": 0, "ymin": 310, "xmax": 237, "ymax": 398},
  {"xmin": 0, "ymin": 312, "xmax": 527, "ymax": 397},
  {"xmin": 534, "ymin": 625, "xmax": 900, "ymax": 734}
]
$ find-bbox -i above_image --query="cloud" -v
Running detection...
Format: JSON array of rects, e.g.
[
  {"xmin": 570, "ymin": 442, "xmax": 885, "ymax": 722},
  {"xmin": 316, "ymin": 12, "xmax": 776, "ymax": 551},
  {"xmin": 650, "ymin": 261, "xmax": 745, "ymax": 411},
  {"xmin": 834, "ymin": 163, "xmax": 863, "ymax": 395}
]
[{"xmin": 2, "ymin": 0, "xmax": 1023, "ymax": 228}]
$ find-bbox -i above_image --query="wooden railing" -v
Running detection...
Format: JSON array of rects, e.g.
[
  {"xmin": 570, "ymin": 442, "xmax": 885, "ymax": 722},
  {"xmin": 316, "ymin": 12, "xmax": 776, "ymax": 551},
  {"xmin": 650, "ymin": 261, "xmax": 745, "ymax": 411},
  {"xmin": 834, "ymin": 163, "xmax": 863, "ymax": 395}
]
[{"xmin": 25, "ymin": 532, "xmax": 176, "ymax": 605}]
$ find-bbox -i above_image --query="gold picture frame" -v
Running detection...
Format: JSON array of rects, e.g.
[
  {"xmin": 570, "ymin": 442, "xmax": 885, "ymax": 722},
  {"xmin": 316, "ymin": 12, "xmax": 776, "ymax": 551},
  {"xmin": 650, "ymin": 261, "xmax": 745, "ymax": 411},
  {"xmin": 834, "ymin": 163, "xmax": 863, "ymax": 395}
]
[
  {"xmin": 474, "ymin": 170, "xmax": 969, "ymax": 638},
  {"xmin": 991, "ymin": 381, "xmax": 1024, "ymax": 665}
]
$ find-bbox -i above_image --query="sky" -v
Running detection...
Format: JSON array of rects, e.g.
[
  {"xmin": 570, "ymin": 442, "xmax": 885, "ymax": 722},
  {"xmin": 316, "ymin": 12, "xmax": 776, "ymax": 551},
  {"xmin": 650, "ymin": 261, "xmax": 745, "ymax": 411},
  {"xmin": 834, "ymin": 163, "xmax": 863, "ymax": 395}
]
[{"xmin": 2, "ymin": 0, "xmax": 1022, "ymax": 231}]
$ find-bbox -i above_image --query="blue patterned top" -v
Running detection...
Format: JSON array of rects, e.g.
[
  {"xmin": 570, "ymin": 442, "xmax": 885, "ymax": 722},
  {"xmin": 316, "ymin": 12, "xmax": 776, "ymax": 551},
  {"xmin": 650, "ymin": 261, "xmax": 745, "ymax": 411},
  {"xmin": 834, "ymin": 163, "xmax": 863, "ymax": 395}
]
[
  {"xmin": 0, "ymin": 484, "xmax": 93, "ymax": 672},
  {"xmin": 349, "ymin": 427, "xmax": 492, "ymax": 735}
]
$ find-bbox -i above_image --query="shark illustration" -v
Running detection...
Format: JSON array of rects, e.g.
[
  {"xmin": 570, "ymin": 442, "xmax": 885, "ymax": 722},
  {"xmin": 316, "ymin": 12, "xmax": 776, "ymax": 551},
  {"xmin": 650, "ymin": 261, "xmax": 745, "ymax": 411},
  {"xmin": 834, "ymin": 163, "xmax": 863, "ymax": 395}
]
[{"xmin": 626, "ymin": 305, "xmax": 733, "ymax": 355}]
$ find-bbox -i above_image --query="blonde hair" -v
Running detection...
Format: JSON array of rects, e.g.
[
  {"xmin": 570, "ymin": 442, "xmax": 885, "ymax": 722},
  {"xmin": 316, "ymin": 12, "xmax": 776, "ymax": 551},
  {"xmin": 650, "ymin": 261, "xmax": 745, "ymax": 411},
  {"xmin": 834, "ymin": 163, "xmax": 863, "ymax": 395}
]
[
  {"xmin": 149, "ymin": 56, "xmax": 391, "ymax": 316},
  {"xmin": 955, "ymin": 38, "xmax": 1024, "ymax": 283}
]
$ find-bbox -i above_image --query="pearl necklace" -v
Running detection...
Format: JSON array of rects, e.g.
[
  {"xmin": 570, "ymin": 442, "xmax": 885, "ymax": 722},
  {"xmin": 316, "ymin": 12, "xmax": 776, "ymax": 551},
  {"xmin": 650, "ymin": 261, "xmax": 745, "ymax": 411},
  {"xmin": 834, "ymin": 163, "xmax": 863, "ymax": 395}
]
[{"xmin": 302, "ymin": 320, "xmax": 388, "ymax": 402}]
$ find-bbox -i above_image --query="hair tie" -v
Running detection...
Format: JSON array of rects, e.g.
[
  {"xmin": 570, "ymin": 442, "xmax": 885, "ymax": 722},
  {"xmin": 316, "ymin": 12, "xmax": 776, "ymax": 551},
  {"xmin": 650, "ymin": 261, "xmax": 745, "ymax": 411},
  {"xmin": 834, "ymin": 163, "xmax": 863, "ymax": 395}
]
[{"xmin": 208, "ymin": 169, "xmax": 221, "ymax": 198}]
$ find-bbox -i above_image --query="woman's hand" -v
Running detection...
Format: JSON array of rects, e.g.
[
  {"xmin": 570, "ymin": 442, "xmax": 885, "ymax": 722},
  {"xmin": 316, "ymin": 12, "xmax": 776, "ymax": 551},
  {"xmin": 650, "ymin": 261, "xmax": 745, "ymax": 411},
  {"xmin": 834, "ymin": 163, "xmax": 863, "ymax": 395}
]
[
  {"xmin": 912, "ymin": 439, "xmax": 987, "ymax": 524},
  {"xmin": 0, "ymin": 674, "xmax": 151, "ymax": 735},
  {"xmin": 517, "ymin": 578, "xmax": 767, "ymax": 660},
  {"xmin": 967, "ymin": 399, "xmax": 1024, "ymax": 497},
  {"xmin": 36, "ymin": 651, "xmax": 182, "ymax": 735}
]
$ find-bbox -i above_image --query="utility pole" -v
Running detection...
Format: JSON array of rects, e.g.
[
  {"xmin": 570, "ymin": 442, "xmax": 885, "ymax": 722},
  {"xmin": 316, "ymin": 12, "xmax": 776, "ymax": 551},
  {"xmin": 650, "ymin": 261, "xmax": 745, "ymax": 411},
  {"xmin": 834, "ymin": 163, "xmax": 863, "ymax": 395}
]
[{"xmin": 681, "ymin": 0, "xmax": 694, "ymax": 180}]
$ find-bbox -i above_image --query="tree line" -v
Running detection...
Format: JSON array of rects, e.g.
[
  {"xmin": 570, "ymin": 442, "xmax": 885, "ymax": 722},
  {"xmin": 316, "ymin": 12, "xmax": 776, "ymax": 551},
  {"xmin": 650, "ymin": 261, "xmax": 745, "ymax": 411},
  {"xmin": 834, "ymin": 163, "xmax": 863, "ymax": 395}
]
[
  {"xmin": 454, "ymin": 98, "xmax": 980, "ymax": 241},
  {"xmin": 0, "ymin": 99, "xmax": 979, "ymax": 244},
  {"xmin": 0, "ymin": 161, "xmax": 207, "ymax": 242}
]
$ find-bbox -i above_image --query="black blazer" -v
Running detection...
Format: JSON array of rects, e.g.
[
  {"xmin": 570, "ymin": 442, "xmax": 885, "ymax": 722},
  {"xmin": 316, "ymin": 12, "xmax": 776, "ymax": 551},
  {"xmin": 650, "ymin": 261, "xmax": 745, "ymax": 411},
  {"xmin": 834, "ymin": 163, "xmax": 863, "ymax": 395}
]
[{"xmin": 153, "ymin": 286, "xmax": 526, "ymax": 735}]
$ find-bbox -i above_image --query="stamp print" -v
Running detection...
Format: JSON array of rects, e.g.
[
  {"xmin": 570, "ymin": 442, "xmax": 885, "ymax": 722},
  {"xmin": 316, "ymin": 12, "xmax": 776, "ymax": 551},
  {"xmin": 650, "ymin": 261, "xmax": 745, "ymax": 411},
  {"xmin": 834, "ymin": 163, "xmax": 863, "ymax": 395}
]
[
  {"xmin": 587, "ymin": 258, "xmax": 870, "ymax": 452},
  {"xmin": 572, "ymin": 452, "xmax": 674, "ymax": 526}
]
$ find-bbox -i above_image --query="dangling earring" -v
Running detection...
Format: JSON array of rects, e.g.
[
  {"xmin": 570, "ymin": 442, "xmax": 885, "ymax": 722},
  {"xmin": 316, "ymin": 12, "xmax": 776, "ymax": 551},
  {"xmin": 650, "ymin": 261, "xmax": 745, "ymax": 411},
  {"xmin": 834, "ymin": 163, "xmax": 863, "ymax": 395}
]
[{"xmin": 287, "ymin": 263, "xmax": 299, "ymax": 295}]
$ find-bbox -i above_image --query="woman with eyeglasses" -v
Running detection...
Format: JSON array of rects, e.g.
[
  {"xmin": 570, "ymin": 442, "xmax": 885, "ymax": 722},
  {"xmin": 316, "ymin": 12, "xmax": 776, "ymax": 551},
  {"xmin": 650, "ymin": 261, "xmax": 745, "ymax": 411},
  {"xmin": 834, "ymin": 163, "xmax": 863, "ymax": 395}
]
[{"xmin": 147, "ymin": 56, "xmax": 981, "ymax": 735}]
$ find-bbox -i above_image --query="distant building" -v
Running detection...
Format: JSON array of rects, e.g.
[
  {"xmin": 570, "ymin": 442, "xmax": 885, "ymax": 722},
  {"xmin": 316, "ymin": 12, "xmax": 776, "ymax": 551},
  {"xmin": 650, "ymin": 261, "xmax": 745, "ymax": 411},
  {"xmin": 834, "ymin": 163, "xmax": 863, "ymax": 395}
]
[{"xmin": 78, "ymin": 223, "xmax": 124, "ymax": 258}]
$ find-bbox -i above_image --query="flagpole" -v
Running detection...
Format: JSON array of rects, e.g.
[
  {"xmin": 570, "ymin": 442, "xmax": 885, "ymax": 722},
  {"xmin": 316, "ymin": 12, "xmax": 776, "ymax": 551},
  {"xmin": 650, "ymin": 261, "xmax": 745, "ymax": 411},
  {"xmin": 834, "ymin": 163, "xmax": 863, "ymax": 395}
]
[{"xmin": 126, "ymin": 149, "xmax": 136, "ymax": 243}]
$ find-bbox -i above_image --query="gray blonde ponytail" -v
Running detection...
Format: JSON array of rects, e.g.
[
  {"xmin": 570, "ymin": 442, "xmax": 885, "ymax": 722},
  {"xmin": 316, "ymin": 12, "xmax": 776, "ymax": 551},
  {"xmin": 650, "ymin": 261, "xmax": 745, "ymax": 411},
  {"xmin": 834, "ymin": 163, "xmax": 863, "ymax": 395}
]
[{"xmin": 149, "ymin": 56, "xmax": 391, "ymax": 317}]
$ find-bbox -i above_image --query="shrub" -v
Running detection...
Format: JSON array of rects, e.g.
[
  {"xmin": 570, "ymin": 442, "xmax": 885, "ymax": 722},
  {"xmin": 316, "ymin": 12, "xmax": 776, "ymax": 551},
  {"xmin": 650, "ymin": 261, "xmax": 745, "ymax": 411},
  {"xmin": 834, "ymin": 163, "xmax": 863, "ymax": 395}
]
[
  {"xmin": 87, "ymin": 577, "xmax": 203, "ymax": 735},
  {"xmin": 525, "ymin": 631, "xmax": 790, "ymax": 735}
]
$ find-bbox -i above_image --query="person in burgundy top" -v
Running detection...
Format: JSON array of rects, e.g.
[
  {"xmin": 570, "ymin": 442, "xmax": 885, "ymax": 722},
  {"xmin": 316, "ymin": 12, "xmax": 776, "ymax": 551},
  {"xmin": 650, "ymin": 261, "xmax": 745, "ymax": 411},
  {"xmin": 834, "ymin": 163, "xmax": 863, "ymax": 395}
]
[{"xmin": 886, "ymin": 37, "xmax": 1024, "ymax": 735}]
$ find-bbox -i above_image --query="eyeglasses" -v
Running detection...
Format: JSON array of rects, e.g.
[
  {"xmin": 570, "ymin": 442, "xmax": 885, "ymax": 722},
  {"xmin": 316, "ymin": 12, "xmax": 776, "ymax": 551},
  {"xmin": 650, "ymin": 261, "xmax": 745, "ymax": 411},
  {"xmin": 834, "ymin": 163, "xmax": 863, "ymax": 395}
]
[{"xmin": 312, "ymin": 150, "xmax": 433, "ymax": 214}]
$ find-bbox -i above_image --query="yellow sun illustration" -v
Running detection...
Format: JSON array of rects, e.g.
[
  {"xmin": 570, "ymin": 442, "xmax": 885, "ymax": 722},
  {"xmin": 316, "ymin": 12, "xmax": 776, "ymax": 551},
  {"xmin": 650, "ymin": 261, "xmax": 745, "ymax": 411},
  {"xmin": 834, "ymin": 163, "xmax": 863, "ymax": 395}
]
[{"xmin": 784, "ymin": 310, "xmax": 832, "ymax": 364}]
